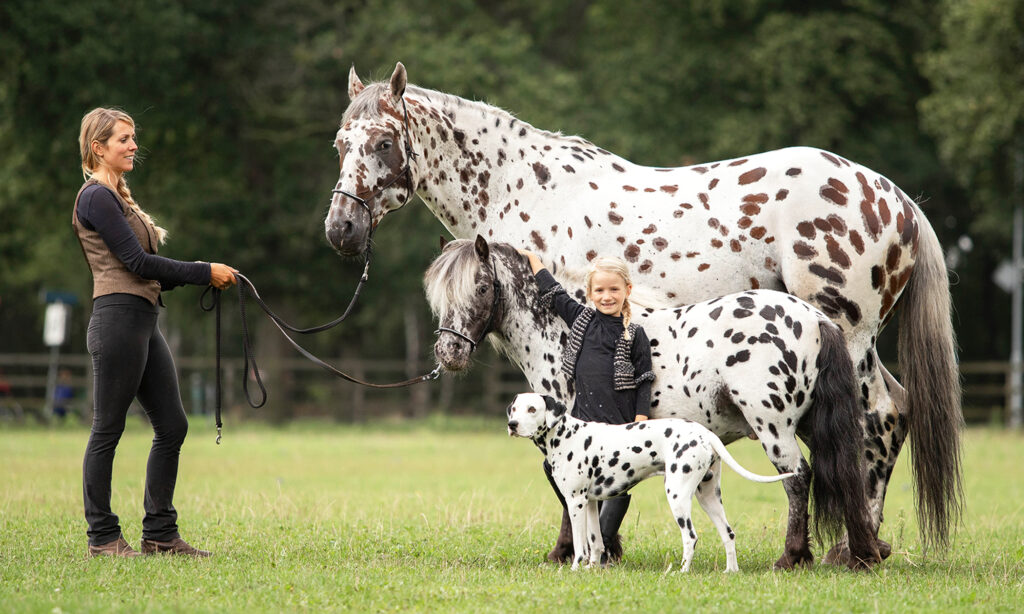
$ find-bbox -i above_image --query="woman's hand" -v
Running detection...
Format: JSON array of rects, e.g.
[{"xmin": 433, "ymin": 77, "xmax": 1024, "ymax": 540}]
[
  {"xmin": 635, "ymin": 415, "xmax": 649, "ymax": 422},
  {"xmin": 209, "ymin": 263, "xmax": 239, "ymax": 289},
  {"xmin": 516, "ymin": 248, "xmax": 545, "ymax": 274}
]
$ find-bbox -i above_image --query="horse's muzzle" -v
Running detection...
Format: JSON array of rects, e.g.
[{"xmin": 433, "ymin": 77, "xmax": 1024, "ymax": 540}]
[
  {"xmin": 325, "ymin": 210, "xmax": 369, "ymax": 256},
  {"xmin": 433, "ymin": 338, "xmax": 472, "ymax": 372}
]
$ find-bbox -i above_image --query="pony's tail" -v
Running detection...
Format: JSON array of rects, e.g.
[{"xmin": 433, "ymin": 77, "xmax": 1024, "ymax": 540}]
[
  {"xmin": 898, "ymin": 211, "xmax": 963, "ymax": 551},
  {"xmin": 809, "ymin": 321, "xmax": 879, "ymax": 565}
]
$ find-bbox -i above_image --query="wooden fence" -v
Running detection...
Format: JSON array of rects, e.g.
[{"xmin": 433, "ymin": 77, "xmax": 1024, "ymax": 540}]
[{"xmin": 0, "ymin": 352, "xmax": 1014, "ymax": 426}]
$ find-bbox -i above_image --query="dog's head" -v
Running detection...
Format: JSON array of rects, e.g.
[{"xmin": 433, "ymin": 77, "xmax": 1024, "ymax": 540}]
[{"xmin": 506, "ymin": 393, "xmax": 567, "ymax": 439}]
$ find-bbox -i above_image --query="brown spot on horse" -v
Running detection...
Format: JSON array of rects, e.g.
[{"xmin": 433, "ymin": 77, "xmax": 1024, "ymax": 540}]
[{"xmin": 739, "ymin": 167, "xmax": 767, "ymax": 185}]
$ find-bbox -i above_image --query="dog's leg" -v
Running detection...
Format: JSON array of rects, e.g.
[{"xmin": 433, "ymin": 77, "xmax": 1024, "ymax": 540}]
[
  {"xmin": 567, "ymin": 496, "xmax": 589, "ymax": 571},
  {"xmin": 666, "ymin": 470, "xmax": 703, "ymax": 572},
  {"xmin": 586, "ymin": 500, "xmax": 603, "ymax": 568},
  {"xmin": 543, "ymin": 461, "xmax": 574, "ymax": 564},
  {"xmin": 694, "ymin": 460, "xmax": 739, "ymax": 572}
]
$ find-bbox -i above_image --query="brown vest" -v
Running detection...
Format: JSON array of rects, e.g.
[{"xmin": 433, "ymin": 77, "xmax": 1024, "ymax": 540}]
[{"xmin": 72, "ymin": 179, "xmax": 162, "ymax": 304}]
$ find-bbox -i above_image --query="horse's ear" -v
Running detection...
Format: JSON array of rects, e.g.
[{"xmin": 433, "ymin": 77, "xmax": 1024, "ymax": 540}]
[
  {"xmin": 389, "ymin": 62, "xmax": 407, "ymax": 103},
  {"xmin": 439, "ymin": 235, "xmax": 449, "ymax": 250},
  {"xmin": 474, "ymin": 234, "xmax": 489, "ymax": 261},
  {"xmin": 348, "ymin": 65, "xmax": 365, "ymax": 100}
]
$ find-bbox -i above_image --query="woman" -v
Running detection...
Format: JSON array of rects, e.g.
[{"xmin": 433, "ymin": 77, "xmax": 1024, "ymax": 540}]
[{"xmin": 74, "ymin": 108, "xmax": 237, "ymax": 557}]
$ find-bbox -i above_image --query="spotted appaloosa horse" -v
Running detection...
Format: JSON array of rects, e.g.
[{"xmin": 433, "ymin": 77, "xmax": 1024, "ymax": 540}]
[
  {"xmin": 326, "ymin": 62, "xmax": 962, "ymax": 562},
  {"xmin": 425, "ymin": 237, "xmax": 882, "ymax": 569}
]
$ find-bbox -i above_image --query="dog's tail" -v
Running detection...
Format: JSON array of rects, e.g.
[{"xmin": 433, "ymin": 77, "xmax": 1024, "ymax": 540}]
[{"xmin": 706, "ymin": 432, "xmax": 795, "ymax": 483}]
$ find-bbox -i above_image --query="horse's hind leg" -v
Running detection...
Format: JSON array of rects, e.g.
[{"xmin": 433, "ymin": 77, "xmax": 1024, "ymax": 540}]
[
  {"xmin": 824, "ymin": 361, "xmax": 900, "ymax": 565},
  {"xmin": 693, "ymin": 460, "xmax": 740, "ymax": 572}
]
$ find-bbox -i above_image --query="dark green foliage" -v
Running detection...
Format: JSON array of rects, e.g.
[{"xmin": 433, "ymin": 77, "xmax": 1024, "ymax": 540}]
[{"xmin": 0, "ymin": 0, "xmax": 1017, "ymax": 410}]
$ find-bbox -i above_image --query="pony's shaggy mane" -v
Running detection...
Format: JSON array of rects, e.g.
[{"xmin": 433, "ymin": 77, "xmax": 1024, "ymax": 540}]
[{"xmin": 423, "ymin": 239, "xmax": 485, "ymax": 321}]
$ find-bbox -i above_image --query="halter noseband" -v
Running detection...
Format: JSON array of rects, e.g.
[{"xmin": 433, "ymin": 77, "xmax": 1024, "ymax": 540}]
[
  {"xmin": 332, "ymin": 97, "xmax": 419, "ymax": 224},
  {"xmin": 435, "ymin": 256, "xmax": 504, "ymax": 351}
]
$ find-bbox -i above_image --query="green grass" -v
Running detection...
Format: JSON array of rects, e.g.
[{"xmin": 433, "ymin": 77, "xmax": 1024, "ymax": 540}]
[{"xmin": 1, "ymin": 420, "xmax": 1022, "ymax": 613}]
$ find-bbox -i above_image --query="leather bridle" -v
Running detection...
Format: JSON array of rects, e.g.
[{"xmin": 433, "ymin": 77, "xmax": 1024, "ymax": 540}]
[
  {"xmin": 435, "ymin": 257, "xmax": 504, "ymax": 351},
  {"xmin": 331, "ymin": 97, "xmax": 418, "ymax": 227}
]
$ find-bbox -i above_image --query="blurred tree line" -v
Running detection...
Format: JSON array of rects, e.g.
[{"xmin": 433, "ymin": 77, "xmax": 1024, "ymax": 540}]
[{"xmin": 1, "ymin": 0, "xmax": 1022, "ymax": 417}]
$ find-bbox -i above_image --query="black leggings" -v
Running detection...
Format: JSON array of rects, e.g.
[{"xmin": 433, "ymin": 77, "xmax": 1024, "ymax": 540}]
[{"xmin": 83, "ymin": 293, "xmax": 188, "ymax": 546}]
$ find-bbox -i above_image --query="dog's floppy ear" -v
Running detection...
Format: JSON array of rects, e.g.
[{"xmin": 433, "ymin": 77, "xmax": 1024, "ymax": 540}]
[{"xmin": 543, "ymin": 394, "xmax": 566, "ymax": 416}]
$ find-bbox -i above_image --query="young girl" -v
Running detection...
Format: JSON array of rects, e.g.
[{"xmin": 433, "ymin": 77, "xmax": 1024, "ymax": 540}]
[{"xmin": 518, "ymin": 249, "xmax": 654, "ymax": 564}]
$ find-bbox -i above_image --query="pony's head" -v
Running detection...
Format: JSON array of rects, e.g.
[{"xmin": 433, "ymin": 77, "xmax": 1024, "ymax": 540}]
[
  {"xmin": 325, "ymin": 62, "xmax": 418, "ymax": 256},
  {"xmin": 424, "ymin": 235, "xmax": 508, "ymax": 372}
]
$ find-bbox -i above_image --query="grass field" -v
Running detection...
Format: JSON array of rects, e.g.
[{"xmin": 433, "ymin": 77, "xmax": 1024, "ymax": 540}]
[{"xmin": 1, "ymin": 418, "xmax": 1022, "ymax": 613}]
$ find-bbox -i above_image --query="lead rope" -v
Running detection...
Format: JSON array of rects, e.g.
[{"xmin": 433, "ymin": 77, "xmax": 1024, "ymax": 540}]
[{"xmin": 200, "ymin": 270, "xmax": 440, "ymax": 444}]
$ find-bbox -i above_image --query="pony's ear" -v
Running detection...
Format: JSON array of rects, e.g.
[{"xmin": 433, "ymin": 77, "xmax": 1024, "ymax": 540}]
[
  {"xmin": 348, "ymin": 65, "xmax": 365, "ymax": 100},
  {"xmin": 389, "ymin": 62, "xmax": 407, "ymax": 103},
  {"xmin": 474, "ymin": 234, "xmax": 489, "ymax": 261},
  {"xmin": 439, "ymin": 235, "xmax": 449, "ymax": 250},
  {"xmin": 543, "ymin": 395, "xmax": 566, "ymax": 416}
]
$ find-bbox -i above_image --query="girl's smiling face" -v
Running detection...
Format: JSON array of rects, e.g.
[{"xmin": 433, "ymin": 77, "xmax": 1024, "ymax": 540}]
[{"xmin": 588, "ymin": 270, "xmax": 631, "ymax": 317}]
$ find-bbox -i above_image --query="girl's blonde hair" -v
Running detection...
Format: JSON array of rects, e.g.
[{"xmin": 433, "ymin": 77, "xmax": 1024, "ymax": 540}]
[
  {"xmin": 79, "ymin": 108, "xmax": 166, "ymax": 244},
  {"xmin": 585, "ymin": 256, "xmax": 634, "ymax": 341}
]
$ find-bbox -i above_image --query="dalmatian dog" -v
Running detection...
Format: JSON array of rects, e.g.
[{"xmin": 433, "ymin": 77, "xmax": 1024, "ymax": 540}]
[{"xmin": 507, "ymin": 392, "xmax": 793, "ymax": 572}]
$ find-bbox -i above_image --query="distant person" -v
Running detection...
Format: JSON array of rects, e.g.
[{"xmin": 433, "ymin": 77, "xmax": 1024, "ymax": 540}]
[
  {"xmin": 74, "ymin": 107, "xmax": 238, "ymax": 558},
  {"xmin": 52, "ymin": 368, "xmax": 74, "ymax": 420}
]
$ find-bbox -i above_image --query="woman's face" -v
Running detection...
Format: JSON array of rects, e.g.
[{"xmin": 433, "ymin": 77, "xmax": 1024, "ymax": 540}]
[
  {"xmin": 95, "ymin": 121, "xmax": 137, "ymax": 175},
  {"xmin": 588, "ymin": 270, "xmax": 631, "ymax": 317}
]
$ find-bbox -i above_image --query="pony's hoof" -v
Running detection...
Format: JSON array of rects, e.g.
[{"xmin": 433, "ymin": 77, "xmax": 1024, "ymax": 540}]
[
  {"xmin": 773, "ymin": 550, "xmax": 814, "ymax": 570},
  {"xmin": 547, "ymin": 545, "xmax": 573, "ymax": 564}
]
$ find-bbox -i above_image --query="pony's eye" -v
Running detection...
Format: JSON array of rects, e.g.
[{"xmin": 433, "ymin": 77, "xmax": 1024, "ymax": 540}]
[
  {"xmin": 377, "ymin": 140, "xmax": 392, "ymax": 152},
  {"xmin": 477, "ymin": 285, "xmax": 488, "ymax": 296}
]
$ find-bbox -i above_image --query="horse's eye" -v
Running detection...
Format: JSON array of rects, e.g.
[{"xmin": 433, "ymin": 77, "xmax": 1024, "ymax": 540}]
[
  {"xmin": 477, "ymin": 285, "xmax": 488, "ymax": 296},
  {"xmin": 377, "ymin": 140, "xmax": 392, "ymax": 152}
]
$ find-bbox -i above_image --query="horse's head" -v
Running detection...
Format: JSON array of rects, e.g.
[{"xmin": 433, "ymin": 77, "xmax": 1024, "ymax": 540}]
[
  {"xmin": 424, "ymin": 235, "xmax": 505, "ymax": 372},
  {"xmin": 326, "ymin": 62, "xmax": 418, "ymax": 256}
]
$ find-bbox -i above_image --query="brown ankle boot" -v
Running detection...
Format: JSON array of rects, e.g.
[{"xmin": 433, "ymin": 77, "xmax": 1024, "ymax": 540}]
[
  {"xmin": 88, "ymin": 536, "xmax": 142, "ymax": 558},
  {"xmin": 140, "ymin": 537, "xmax": 212, "ymax": 557}
]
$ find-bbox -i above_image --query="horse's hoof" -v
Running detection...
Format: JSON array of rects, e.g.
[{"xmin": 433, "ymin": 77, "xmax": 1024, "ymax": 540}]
[
  {"xmin": 823, "ymin": 542, "xmax": 849, "ymax": 566},
  {"xmin": 773, "ymin": 550, "xmax": 814, "ymax": 570},
  {"xmin": 824, "ymin": 538, "xmax": 890, "ymax": 566}
]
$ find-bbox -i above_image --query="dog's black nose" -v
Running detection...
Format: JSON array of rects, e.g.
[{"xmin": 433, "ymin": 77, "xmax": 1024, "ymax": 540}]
[{"xmin": 507, "ymin": 420, "xmax": 518, "ymax": 433}]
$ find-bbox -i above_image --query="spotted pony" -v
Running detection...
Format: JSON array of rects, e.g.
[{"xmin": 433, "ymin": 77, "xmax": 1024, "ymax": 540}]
[
  {"xmin": 425, "ymin": 237, "xmax": 882, "ymax": 569},
  {"xmin": 329, "ymin": 62, "xmax": 961, "ymax": 562}
]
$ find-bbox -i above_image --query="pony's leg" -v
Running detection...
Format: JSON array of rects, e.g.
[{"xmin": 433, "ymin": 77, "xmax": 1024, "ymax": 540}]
[
  {"xmin": 585, "ymin": 501, "xmax": 603, "ymax": 568},
  {"xmin": 567, "ymin": 497, "xmax": 589, "ymax": 571},
  {"xmin": 693, "ymin": 460, "xmax": 739, "ymax": 572},
  {"xmin": 824, "ymin": 359, "xmax": 900, "ymax": 565},
  {"xmin": 767, "ymin": 442, "xmax": 814, "ymax": 570}
]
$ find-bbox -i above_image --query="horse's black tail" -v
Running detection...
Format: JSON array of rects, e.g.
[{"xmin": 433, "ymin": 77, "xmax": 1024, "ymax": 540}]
[{"xmin": 808, "ymin": 321, "xmax": 879, "ymax": 565}]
